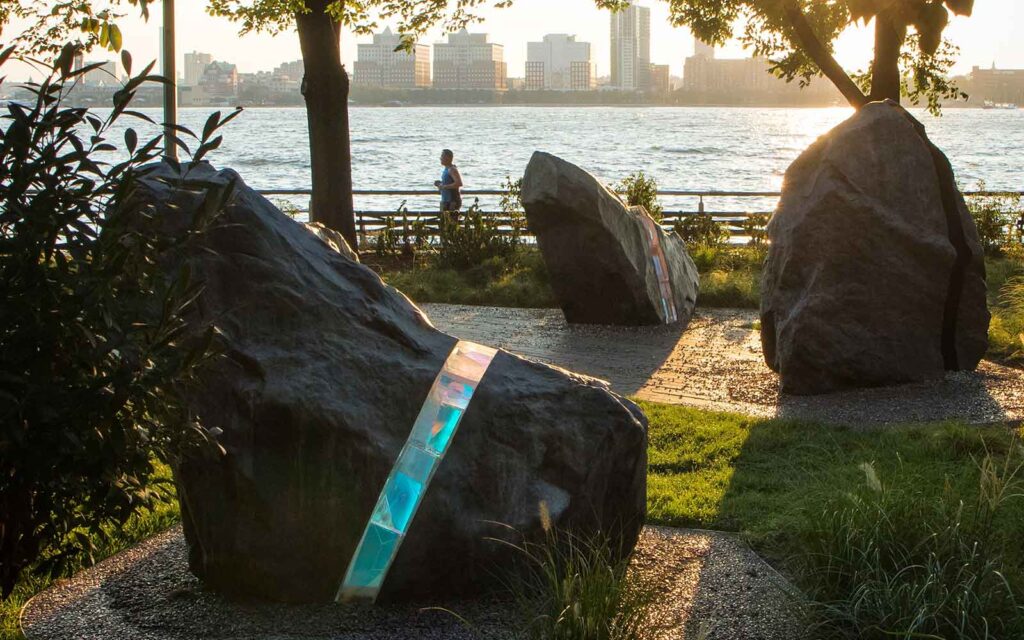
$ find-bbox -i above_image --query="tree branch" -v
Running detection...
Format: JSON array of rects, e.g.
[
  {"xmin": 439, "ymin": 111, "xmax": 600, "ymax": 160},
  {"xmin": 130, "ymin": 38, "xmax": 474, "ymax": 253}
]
[{"xmin": 782, "ymin": 0, "xmax": 869, "ymax": 108}]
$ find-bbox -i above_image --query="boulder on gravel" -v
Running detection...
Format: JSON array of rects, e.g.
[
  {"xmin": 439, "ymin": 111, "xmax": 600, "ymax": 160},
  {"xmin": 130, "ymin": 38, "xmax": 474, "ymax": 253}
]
[
  {"xmin": 134, "ymin": 161, "xmax": 648, "ymax": 603},
  {"xmin": 760, "ymin": 100, "xmax": 989, "ymax": 395},
  {"xmin": 521, "ymin": 151, "xmax": 699, "ymax": 326}
]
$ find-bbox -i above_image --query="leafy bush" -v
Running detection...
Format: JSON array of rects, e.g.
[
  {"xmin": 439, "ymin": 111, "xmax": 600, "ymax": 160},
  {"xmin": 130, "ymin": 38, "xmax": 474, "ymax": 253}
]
[
  {"xmin": 436, "ymin": 199, "xmax": 520, "ymax": 270},
  {"xmin": 739, "ymin": 213, "xmax": 770, "ymax": 248},
  {"xmin": 499, "ymin": 510, "xmax": 662, "ymax": 640},
  {"xmin": 674, "ymin": 213, "xmax": 730, "ymax": 249},
  {"xmin": 500, "ymin": 175, "xmax": 528, "ymax": 243},
  {"xmin": 797, "ymin": 453, "xmax": 1024, "ymax": 640},
  {"xmin": 967, "ymin": 182, "xmax": 1024, "ymax": 258},
  {"xmin": 0, "ymin": 45, "xmax": 232, "ymax": 597},
  {"xmin": 373, "ymin": 205, "xmax": 402, "ymax": 258},
  {"xmin": 615, "ymin": 171, "xmax": 663, "ymax": 221}
]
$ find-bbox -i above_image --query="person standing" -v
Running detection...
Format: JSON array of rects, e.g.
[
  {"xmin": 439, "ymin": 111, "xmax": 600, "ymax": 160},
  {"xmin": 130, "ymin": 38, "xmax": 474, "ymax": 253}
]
[{"xmin": 435, "ymin": 148, "xmax": 463, "ymax": 217}]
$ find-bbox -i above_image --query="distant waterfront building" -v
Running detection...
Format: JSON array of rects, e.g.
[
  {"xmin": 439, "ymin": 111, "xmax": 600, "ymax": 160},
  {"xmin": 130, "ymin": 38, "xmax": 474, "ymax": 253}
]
[
  {"xmin": 354, "ymin": 28, "xmax": 431, "ymax": 89},
  {"xmin": 82, "ymin": 60, "xmax": 118, "ymax": 87},
  {"xmin": 610, "ymin": 1, "xmax": 651, "ymax": 91},
  {"xmin": 525, "ymin": 34, "xmax": 595, "ymax": 91},
  {"xmin": 964, "ymin": 64, "xmax": 1024, "ymax": 105},
  {"xmin": 433, "ymin": 29, "xmax": 507, "ymax": 90},
  {"xmin": 276, "ymin": 60, "xmax": 305, "ymax": 81},
  {"xmin": 199, "ymin": 61, "xmax": 239, "ymax": 98},
  {"xmin": 650, "ymin": 64, "xmax": 670, "ymax": 93},
  {"xmin": 184, "ymin": 51, "xmax": 213, "ymax": 87},
  {"xmin": 683, "ymin": 38, "xmax": 838, "ymax": 104}
]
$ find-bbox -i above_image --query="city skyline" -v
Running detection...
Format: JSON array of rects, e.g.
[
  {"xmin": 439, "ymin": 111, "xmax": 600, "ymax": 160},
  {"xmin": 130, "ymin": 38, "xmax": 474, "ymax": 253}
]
[{"xmin": 4, "ymin": 0, "xmax": 1024, "ymax": 83}]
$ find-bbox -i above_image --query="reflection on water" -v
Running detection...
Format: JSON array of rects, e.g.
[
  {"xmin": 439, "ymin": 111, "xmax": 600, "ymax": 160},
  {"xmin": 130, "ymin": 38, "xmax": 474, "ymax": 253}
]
[{"xmin": 95, "ymin": 105, "xmax": 1021, "ymax": 212}]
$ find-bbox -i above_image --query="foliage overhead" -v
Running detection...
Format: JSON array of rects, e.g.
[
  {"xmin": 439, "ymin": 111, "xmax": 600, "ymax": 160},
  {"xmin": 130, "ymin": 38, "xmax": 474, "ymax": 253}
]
[{"xmin": 666, "ymin": 0, "xmax": 974, "ymax": 114}]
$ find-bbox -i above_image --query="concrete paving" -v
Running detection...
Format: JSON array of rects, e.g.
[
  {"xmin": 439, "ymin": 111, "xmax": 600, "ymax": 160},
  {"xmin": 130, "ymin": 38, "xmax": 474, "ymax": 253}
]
[{"xmin": 423, "ymin": 304, "xmax": 1024, "ymax": 425}]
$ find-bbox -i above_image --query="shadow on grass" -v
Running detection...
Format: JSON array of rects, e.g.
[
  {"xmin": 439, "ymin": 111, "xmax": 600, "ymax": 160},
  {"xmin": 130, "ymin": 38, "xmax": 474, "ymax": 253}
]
[{"xmin": 642, "ymin": 400, "xmax": 1024, "ymax": 638}]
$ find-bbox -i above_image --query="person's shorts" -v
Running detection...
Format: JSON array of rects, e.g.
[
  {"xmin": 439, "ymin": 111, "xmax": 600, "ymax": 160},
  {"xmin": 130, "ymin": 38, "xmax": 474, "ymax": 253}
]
[{"xmin": 440, "ymin": 199, "xmax": 462, "ymax": 213}]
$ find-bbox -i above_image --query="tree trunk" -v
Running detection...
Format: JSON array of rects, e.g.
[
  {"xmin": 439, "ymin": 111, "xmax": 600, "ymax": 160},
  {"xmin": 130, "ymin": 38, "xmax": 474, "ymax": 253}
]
[
  {"xmin": 782, "ymin": 1, "xmax": 868, "ymax": 109},
  {"xmin": 296, "ymin": 1, "xmax": 357, "ymax": 249},
  {"xmin": 868, "ymin": 12, "xmax": 904, "ymax": 102}
]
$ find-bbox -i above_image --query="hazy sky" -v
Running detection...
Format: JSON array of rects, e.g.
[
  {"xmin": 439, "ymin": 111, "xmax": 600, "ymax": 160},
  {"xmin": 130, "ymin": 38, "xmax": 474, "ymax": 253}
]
[{"xmin": 5, "ymin": 0, "xmax": 1024, "ymax": 82}]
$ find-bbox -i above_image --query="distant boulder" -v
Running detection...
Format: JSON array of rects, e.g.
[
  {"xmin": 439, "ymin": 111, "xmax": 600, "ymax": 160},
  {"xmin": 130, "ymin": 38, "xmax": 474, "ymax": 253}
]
[
  {"xmin": 761, "ymin": 100, "xmax": 989, "ymax": 395},
  {"xmin": 132, "ymin": 161, "xmax": 648, "ymax": 603},
  {"xmin": 521, "ymin": 151, "xmax": 699, "ymax": 326}
]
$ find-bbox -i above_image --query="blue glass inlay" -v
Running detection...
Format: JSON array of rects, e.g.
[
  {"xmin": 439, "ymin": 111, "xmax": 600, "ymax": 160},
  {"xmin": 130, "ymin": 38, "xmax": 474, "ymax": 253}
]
[{"xmin": 337, "ymin": 341, "xmax": 497, "ymax": 604}]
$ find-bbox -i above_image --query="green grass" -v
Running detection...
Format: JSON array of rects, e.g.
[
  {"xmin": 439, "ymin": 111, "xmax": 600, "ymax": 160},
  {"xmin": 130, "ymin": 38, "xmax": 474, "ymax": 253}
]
[
  {"xmin": 641, "ymin": 401, "xmax": 1024, "ymax": 638},
  {"xmin": 0, "ymin": 466, "xmax": 181, "ymax": 640},
  {"xmin": 986, "ymin": 256, "xmax": 1024, "ymax": 364}
]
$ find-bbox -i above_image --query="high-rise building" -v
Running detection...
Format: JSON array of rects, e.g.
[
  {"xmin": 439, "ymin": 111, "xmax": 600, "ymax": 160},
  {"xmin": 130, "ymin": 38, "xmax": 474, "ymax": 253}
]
[
  {"xmin": 610, "ymin": 1, "xmax": 651, "ymax": 91},
  {"xmin": 433, "ymin": 29, "xmax": 507, "ymax": 90},
  {"xmin": 650, "ymin": 64, "xmax": 670, "ymax": 93},
  {"xmin": 184, "ymin": 51, "xmax": 213, "ymax": 87},
  {"xmin": 354, "ymin": 28, "xmax": 431, "ymax": 88},
  {"xmin": 525, "ymin": 34, "xmax": 595, "ymax": 91}
]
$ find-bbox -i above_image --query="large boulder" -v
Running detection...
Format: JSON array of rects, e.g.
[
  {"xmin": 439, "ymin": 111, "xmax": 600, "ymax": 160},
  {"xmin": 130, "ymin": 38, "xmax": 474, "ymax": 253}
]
[
  {"xmin": 134, "ymin": 162, "xmax": 648, "ymax": 603},
  {"xmin": 521, "ymin": 151, "xmax": 699, "ymax": 326},
  {"xmin": 761, "ymin": 100, "xmax": 989, "ymax": 395}
]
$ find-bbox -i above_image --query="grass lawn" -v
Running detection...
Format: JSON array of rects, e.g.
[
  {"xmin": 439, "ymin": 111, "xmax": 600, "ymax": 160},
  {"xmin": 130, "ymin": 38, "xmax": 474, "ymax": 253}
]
[{"xmin": 4, "ymin": 405, "xmax": 1022, "ymax": 638}]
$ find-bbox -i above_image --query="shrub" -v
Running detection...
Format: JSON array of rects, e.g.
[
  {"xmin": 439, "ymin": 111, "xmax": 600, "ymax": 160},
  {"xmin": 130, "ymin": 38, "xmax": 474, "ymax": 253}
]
[
  {"xmin": 436, "ymin": 199, "xmax": 519, "ymax": 270},
  {"xmin": 0, "ymin": 45, "xmax": 232, "ymax": 597},
  {"xmin": 500, "ymin": 175, "xmax": 528, "ymax": 244},
  {"xmin": 499, "ymin": 510, "xmax": 663, "ymax": 640},
  {"xmin": 796, "ymin": 451, "xmax": 1024, "ymax": 639},
  {"xmin": 373, "ymin": 203, "xmax": 402, "ymax": 258},
  {"xmin": 739, "ymin": 213, "xmax": 770, "ymax": 248},
  {"xmin": 967, "ymin": 182, "xmax": 1024, "ymax": 258},
  {"xmin": 615, "ymin": 171, "xmax": 663, "ymax": 221},
  {"xmin": 674, "ymin": 213, "xmax": 730, "ymax": 249}
]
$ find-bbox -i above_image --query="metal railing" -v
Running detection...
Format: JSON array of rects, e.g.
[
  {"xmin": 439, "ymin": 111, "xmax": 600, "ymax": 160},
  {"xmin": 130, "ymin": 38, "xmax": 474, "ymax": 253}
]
[{"xmin": 256, "ymin": 188, "xmax": 1024, "ymax": 238}]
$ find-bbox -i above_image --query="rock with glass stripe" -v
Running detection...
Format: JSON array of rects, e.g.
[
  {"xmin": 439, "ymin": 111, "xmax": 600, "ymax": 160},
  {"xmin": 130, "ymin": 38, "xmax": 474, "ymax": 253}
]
[
  {"xmin": 133, "ymin": 161, "xmax": 649, "ymax": 604},
  {"xmin": 521, "ymin": 151, "xmax": 699, "ymax": 326}
]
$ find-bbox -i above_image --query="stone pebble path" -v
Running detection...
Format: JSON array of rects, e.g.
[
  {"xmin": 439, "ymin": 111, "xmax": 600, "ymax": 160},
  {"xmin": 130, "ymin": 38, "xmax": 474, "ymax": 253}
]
[
  {"xmin": 21, "ymin": 526, "xmax": 800, "ymax": 640},
  {"xmin": 423, "ymin": 304, "xmax": 1024, "ymax": 425}
]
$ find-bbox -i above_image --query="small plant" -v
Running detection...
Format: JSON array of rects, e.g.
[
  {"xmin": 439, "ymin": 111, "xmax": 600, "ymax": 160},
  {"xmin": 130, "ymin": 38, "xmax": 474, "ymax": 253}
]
[
  {"xmin": 739, "ymin": 213, "xmax": 770, "ymax": 248},
  {"xmin": 373, "ymin": 201, "xmax": 404, "ymax": 258},
  {"xmin": 500, "ymin": 175, "xmax": 528, "ymax": 246},
  {"xmin": 967, "ymin": 181, "xmax": 1024, "ymax": 257},
  {"xmin": 674, "ymin": 213, "xmax": 730, "ymax": 249},
  {"xmin": 436, "ymin": 199, "xmax": 518, "ymax": 270},
  {"xmin": 796, "ymin": 448, "xmax": 1024, "ymax": 640},
  {"xmin": 496, "ymin": 508, "xmax": 662, "ymax": 640},
  {"xmin": 615, "ymin": 171, "xmax": 663, "ymax": 221}
]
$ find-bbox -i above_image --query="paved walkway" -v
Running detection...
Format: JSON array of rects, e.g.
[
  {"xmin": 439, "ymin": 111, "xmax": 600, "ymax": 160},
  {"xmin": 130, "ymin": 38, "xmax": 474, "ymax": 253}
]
[
  {"xmin": 423, "ymin": 304, "xmax": 1024, "ymax": 425},
  {"xmin": 20, "ymin": 526, "xmax": 799, "ymax": 640}
]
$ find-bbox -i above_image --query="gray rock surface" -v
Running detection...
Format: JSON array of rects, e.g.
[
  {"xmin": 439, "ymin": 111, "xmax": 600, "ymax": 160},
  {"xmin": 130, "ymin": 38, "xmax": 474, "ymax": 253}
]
[
  {"xmin": 133, "ymin": 162, "xmax": 648, "ymax": 603},
  {"xmin": 521, "ymin": 151, "xmax": 699, "ymax": 326},
  {"xmin": 761, "ymin": 100, "xmax": 989, "ymax": 395}
]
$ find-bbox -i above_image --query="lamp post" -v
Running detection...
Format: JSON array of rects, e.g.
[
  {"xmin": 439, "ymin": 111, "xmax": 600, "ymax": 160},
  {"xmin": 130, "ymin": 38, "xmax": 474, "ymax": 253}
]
[{"xmin": 162, "ymin": 0, "xmax": 177, "ymax": 160}]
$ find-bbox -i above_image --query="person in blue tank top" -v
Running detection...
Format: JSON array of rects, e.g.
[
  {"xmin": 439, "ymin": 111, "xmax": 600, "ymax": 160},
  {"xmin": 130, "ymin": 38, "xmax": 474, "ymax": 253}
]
[{"xmin": 434, "ymin": 148, "xmax": 463, "ymax": 217}]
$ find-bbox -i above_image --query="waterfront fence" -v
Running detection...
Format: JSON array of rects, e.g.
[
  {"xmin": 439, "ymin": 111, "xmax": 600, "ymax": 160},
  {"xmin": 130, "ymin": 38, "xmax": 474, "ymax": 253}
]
[{"xmin": 257, "ymin": 188, "xmax": 1024, "ymax": 243}]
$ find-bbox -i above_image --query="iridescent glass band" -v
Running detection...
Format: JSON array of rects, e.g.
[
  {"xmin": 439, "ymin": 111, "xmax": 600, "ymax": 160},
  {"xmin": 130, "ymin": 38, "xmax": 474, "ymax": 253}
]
[
  {"xmin": 640, "ymin": 215, "xmax": 678, "ymax": 323},
  {"xmin": 336, "ymin": 340, "xmax": 498, "ymax": 603}
]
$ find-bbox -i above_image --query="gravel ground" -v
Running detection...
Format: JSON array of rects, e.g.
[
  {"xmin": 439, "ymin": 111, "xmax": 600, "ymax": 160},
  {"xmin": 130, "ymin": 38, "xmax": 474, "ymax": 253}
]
[
  {"xmin": 423, "ymin": 304, "xmax": 1024, "ymax": 425},
  {"xmin": 21, "ymin": 526, "xmax": 801, "ymax": 640}
]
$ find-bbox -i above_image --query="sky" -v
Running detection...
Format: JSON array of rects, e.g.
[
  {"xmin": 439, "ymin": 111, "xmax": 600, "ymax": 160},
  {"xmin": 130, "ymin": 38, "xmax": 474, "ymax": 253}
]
[{"xmin": 3, "ymin": 0, "xmax": 1024, "ymax": 82}]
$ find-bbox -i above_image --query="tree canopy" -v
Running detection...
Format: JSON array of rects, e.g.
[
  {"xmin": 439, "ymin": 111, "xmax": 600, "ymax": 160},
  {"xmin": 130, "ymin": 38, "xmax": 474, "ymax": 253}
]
[{"xmin": 667, "ymin": 0, "xmax": 974, "ymax": 114}]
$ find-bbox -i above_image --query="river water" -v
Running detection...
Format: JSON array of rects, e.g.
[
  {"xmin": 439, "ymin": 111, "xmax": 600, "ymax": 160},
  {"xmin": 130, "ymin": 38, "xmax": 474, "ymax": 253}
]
[{"xmin": 125, "ymin": 106, "xmax": 1023, "ymax": 212}]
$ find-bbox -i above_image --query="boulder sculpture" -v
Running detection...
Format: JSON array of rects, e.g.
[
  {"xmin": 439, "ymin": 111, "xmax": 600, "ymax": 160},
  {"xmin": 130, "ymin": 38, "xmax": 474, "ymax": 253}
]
[
  {"xmin": 521, "ymin": 151, "xmax": 699, "ymax": 326},
  {"xmin": 761, "ymin": 100, "xmax": 989, "ymax": 395},
  {"xmin": 133, "ymin": 162, "xmax": 648, "ymax": 603}
]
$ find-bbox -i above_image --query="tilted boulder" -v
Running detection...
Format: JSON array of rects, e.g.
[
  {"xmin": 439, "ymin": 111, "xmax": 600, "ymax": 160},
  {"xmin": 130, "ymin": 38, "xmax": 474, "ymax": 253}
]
[
  {"xmin": 521, "ymin": 151, "xmax": 699, "ymax": 326},
  {"xmin": 761, "ymin": 100, "xmax": 989, "ymax": 395},
  {"xmin": 133, "ymin": 162, "xmax": 648, "ymax": 603}
]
